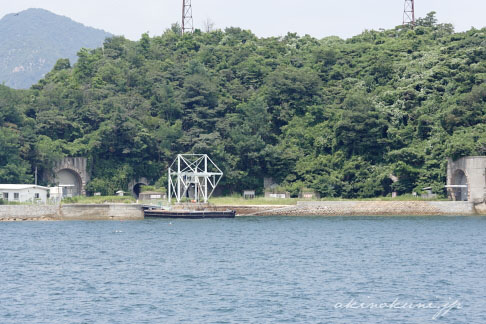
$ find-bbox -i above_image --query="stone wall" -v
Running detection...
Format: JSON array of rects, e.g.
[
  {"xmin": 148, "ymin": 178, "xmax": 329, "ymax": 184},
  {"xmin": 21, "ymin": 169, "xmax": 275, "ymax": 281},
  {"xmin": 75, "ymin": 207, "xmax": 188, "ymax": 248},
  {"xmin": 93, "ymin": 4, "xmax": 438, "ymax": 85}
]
[
  {"xmin": 217, "ymin": 201, "xmax": 479, "ymax": 216},
  {"xmin": 2, "ymin": 201, "xmax": 484, "ymax": 221},
  {"xmin": 212, "ymin": 205, "xmax": 290, "ymax": 216},
  {"xmin": 0, "ymin": 205, "xmax": 58, "ymax": 221},
  {"xmin": 292, "ymin": 201, "xmax": 477, "ymax": 216}
]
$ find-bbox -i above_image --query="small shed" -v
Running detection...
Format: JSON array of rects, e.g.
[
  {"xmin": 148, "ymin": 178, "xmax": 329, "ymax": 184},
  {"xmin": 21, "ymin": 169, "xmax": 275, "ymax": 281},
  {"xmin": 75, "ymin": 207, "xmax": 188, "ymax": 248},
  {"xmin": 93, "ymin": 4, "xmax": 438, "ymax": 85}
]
[
  {"xmin": 0, "ymin": 184, "xmax": 49, "ymax": 203},
  {"xmin": 243, "ymin": 190, "xmax": 256, "ymax": 199},
  {"xmin": 49, "ymin": 184, "xmax": 75, "ymax": 200},
  {"xmin": 116, "ymin": 190, "xmax": 125, "ymax": 197},
  {"xmin": 139, "ymin": 191, "xmax": 166, "ymax": 200}
]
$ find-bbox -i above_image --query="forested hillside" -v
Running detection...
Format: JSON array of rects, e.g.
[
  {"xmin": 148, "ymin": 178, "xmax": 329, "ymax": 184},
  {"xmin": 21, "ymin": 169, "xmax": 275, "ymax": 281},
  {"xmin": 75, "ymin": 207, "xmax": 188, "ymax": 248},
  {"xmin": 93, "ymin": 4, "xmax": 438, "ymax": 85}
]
[
  {"xmin": 1, "ymin": 13, "xmax": 486, "ymax": 197},
  {"xmin": 0, "ymin": 8, "xmax": 111, "ymax": 89}
]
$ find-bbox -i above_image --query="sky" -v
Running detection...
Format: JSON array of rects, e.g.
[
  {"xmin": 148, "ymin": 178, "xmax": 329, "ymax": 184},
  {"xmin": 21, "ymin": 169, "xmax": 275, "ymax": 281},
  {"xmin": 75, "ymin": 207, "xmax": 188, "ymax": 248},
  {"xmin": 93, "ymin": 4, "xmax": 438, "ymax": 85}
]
[{"xmin": 1, "ymin": 0, "xmax": 485, "ymax": 41}]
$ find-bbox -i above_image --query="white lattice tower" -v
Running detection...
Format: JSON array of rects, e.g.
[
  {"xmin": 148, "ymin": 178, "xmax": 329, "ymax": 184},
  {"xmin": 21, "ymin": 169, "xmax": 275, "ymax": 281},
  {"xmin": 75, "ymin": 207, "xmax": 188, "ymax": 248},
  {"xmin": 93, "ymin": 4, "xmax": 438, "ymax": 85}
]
[{"xmin": 168, "ymin": 154, "xmax": 223, "ymax": 203}]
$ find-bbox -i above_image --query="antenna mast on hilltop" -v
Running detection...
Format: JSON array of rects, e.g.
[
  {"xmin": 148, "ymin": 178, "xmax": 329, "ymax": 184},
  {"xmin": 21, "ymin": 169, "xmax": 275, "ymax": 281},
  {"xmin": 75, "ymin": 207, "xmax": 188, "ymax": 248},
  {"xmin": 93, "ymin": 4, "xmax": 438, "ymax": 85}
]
[
  {"xmin": 403, "ymin": 0, "xmax": 415, "ymax": 28},
  {"xmin": 182, "ymin": 0, "xmax": 194, "ymax": 34}
]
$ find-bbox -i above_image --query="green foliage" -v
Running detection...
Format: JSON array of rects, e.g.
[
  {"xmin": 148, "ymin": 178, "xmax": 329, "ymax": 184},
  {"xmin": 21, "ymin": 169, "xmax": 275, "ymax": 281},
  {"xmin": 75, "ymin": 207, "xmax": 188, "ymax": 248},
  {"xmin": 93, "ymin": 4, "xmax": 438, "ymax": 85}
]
[
  {"xmin": 140, "ymin": 185, "xmax": 166, "ymax": 193},
  {"xmin": 2, "ymin": 13, "xmax": 486, "ymax": 198},
  {"xmin": 62, "ymin": 195, "xmax": 136, "ymax": 204},
  {"xmin": 0, "ymin": 127, "xmax": 33, "ymax": 183}
]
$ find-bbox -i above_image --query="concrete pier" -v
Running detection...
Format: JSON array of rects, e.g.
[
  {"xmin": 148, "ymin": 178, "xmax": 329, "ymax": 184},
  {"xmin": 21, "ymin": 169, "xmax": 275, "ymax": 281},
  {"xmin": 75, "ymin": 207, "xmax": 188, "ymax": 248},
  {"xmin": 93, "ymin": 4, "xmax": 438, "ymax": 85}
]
[
  {"xmin": 59, "ymin": 204, "xmax": 143, "ymax": 220},
  {"xmin": 0, "ymin": 204, "xmax": 143, "ymax": 221}
]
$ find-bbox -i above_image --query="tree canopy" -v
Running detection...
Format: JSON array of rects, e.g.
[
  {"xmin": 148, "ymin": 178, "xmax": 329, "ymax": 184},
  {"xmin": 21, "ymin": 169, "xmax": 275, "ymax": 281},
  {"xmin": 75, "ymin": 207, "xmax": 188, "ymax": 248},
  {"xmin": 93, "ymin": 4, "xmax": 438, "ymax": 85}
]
[{"xmin": 1, "ymin": 13, "xmax": 486, "ymax": 197}]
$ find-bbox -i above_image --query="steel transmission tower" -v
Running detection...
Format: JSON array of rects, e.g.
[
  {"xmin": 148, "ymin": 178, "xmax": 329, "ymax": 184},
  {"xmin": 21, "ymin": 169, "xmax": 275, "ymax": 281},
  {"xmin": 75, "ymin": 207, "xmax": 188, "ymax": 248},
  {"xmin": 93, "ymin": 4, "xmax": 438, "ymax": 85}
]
[
  {"xmin": 182, "ymin": 0, "xmax": 194, "ymax": 34},
  {"xmin": 403, "ymin": 0, "xmax": 415, "ymax": 28}
]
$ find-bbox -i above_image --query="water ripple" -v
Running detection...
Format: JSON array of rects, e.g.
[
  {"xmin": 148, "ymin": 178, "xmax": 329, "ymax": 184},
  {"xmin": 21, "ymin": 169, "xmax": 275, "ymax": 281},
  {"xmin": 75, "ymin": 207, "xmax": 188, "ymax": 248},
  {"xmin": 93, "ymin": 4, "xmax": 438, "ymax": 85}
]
[{"xmin": 0, "ymin": 216, "xmax": 485, "ymax": 323}]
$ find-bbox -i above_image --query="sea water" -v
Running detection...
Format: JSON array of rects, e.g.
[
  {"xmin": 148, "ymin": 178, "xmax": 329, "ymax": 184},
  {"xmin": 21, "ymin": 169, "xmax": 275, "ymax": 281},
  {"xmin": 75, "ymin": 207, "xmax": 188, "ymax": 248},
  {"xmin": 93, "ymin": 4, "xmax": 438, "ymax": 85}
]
[{"xmin": 0, "ymin": 216, "xmax": 485, "ymax": 323}]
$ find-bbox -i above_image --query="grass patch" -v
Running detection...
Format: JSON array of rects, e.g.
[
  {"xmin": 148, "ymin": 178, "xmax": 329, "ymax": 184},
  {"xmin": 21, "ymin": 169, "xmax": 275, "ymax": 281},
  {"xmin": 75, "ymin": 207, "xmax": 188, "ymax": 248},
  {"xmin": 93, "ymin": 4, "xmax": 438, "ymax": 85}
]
[
  {"xmin": 209, "ymin": 196, "xmax": 299, "ymax": 205},
  {"xmin": 62, "ymin": 195, "xmax": 136, "ymax": 204},
  {"xmin": 0, "ymin": 199, "xmax": 22, "ymax": 205},
  {"xmin": 58, "ymin": 194, "xmax": 447, "ymax": 206}
]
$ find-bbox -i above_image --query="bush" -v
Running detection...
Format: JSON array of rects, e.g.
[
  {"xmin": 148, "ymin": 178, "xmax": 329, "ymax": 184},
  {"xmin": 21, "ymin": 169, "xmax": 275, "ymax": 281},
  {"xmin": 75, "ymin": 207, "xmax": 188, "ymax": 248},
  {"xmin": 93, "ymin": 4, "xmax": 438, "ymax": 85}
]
[{"xmin": 140, "ymin": 185, "xmax": 166, "ymax": 193}]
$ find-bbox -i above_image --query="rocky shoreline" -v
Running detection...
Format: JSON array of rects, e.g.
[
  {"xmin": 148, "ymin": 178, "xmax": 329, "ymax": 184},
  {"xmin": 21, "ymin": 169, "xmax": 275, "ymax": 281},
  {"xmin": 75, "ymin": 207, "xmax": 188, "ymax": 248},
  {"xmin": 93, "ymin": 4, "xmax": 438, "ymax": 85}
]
[{"xmin": 0, "ymin": 217, "xmax": 56, "ymax": 222}]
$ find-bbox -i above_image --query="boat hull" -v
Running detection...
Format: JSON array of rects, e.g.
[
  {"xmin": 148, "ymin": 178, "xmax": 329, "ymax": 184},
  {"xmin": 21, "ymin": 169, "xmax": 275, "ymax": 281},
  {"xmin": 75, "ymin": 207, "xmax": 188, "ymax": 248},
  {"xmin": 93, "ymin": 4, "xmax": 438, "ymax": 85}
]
[{"xmin": 144, "ymin": 209, "xmax": 236, "ymax": 219}]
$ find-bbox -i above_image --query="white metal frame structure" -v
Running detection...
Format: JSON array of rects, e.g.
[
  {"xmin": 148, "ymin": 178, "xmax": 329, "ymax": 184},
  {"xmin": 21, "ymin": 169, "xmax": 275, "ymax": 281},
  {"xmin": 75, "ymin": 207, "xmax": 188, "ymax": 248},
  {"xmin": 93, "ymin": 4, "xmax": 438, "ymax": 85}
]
[{"xmin": 168, "ymin": 154, "xmax": 223, "ymax": 203}]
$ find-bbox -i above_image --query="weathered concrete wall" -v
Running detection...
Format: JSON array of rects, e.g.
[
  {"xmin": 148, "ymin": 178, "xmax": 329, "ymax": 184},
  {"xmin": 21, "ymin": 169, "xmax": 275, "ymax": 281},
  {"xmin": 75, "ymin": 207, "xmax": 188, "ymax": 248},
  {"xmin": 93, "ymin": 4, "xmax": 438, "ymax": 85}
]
[
  {"xmin": 472, "ymin": 202, "xmax": 486, "ymax": 215},
  {"xmin": 128, "ymin": 177, "xmax": 149, "ymax": 197},
  {"xmin": 59, "ymin": 204, "xmax": 143, "ymax": 220},
  {"xmin": 0, "ymin": 205, "xmax": 58, "ymax": 221},
  {"xmin": 217, "ymin": 201, "xmax": 479, "ymax": 217},
  {"xmin": 49, "ymin": 157, "xmax": 90, "ymax": 196},
  {"xmin": 447, "ymin": 156, "xmax": 486, "ymax": 203},
  {"xmin": 2, "ymin": 201, "xmax": 484, "ymax": 221},
  {"xmin": 0, "ymin": 204, "xmax": 143, "ymax": 221}
]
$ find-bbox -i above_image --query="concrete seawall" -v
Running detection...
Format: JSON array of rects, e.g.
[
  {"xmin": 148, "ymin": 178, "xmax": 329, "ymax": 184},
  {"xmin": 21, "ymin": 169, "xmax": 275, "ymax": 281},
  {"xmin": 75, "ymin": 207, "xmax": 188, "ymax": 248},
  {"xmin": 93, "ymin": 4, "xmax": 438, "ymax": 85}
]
[
  {"xmin": 217, "ymin": 201, "xmax": 481, "ymax": 217},
  {"xmin": 0, "ymin": 204, "xmax": 143, "ymax": 221},
  {"xmin": 0, "ymin": 205, "xmax": 58, "ymax": 221},
  {"xmin": 59, "ymin": 204, "xmax": 143, "ymax": 220},
  {"xmin": 1, "ymin": 201, "xmax": 484, "ymax": 221}
]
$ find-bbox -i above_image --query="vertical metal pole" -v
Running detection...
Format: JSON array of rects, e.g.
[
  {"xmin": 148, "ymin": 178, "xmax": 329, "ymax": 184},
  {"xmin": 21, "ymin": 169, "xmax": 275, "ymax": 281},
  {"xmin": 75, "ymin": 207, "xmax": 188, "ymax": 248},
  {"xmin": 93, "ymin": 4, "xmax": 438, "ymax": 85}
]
[
  {"xmin": 403, "ymin": 0, "xmax": 415, "ymax": 28},
  {"xmin": 177, "ymin": 155, "xmax": 181, "ymax": 203},
  {"xmin": 204, "ymin": 155, "xmax": 208, "ymax": 203},
  {"xmin": 195, "ymin": 158, "xmax": 199, "ymax": 203},
  {"xmin": 182, "ymin": 0, "xmax": 185, "ymax": 33},
  {"xmin": 35, "ymin": 166, "xmax": 38, "ymax": 186},
  {"xmin": 411, "ymin": 0, "xmax": 415, "ymax": 26},
  {"xmin": 168, "ymin": 167, "xmax": 171, "ymax": 204}
]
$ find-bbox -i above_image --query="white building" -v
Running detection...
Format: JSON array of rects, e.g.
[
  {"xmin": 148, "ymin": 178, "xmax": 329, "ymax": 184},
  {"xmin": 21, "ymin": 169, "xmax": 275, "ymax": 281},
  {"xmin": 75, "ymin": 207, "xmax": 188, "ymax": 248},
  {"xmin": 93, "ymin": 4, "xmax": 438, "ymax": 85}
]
[
  {"xmin": 49, "ymin": 185, "xmax": 75, "ymax": 200},
  {"xmin": 0, "ymin": 184, "xmax": 49, "ymax": 204}
]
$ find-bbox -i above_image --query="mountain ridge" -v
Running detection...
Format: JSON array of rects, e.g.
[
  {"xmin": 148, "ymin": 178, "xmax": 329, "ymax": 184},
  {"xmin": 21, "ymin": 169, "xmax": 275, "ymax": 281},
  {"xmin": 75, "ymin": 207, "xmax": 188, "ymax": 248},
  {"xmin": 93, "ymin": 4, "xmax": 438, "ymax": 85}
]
[{"xmin": 0, "ymin": 8, "xmax": 112, "ymax": 89}]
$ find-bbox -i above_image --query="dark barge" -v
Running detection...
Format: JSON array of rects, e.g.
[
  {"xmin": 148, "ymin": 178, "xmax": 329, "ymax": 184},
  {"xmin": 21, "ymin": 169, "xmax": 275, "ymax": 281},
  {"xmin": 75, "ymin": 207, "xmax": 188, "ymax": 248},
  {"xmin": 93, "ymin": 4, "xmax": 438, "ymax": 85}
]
[{"xmin": 144, "ymin": 209, "xmax": 236, "ymax": 219}]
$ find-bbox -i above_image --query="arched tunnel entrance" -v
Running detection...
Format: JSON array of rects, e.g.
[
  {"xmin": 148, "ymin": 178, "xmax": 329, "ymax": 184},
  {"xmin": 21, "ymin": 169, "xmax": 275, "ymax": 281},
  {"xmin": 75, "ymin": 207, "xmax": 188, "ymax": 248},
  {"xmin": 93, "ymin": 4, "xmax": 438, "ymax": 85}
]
[
  {"xmin": 133, "ymin": 183, "xmax": 147, "ymax": 198},
  {"xmin": 452, "ymin": 169, "xmax": 468, "ymax": 201},
  {"xmin": 55, "ymin": 168, "xmax": 83, "ymax": 197}
]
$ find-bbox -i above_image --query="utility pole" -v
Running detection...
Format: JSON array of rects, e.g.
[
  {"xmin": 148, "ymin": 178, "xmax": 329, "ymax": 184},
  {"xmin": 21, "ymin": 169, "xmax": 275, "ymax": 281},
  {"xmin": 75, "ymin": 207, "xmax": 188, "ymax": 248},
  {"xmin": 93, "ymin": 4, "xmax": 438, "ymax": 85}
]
[
  {"xmin": 182, "ymin": 0, "xmax": 194, "ymax": 34},
  {"xmin": 403, "ymin": 0, "xmax": 415, "ymax": 28}
]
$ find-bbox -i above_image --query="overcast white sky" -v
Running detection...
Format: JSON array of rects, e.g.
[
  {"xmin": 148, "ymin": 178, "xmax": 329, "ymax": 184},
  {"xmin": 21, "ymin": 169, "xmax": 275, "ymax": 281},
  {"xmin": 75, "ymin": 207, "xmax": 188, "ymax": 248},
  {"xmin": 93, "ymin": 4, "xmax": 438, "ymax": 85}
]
[{"xmin": 1, "ymin": 1, "xmax": 485, "ymax": 40}]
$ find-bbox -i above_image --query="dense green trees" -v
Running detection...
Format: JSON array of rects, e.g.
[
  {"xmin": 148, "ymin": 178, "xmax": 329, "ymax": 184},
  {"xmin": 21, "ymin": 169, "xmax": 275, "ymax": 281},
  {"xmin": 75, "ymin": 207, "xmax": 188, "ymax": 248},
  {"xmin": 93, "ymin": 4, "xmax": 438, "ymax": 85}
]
[{"xmin": 1, "ymin": 13, "xmax": 485, "ymax": 197}]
